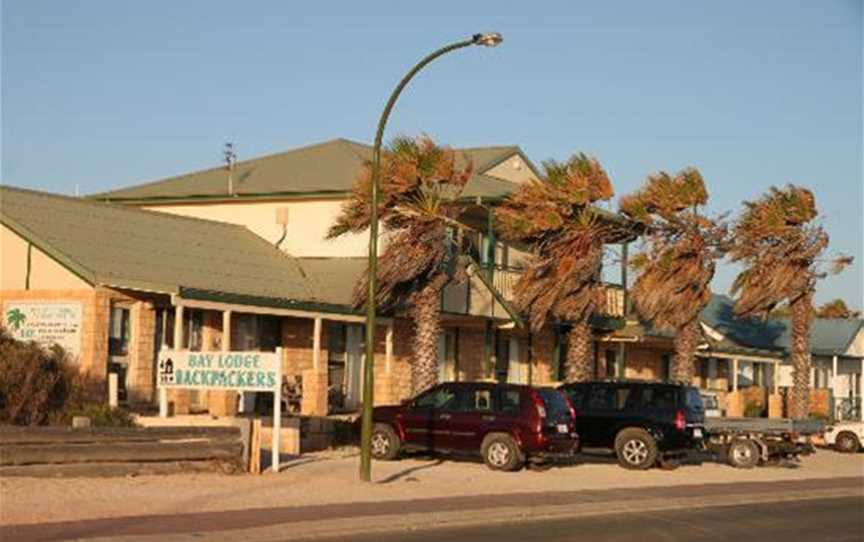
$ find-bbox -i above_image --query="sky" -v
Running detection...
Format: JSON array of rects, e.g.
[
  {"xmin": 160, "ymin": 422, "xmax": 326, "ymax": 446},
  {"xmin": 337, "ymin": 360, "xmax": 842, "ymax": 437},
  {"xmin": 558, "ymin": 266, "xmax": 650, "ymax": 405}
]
[{"xmin": 2, "ymin": 0, "xmax": 862, "ymax": 309}]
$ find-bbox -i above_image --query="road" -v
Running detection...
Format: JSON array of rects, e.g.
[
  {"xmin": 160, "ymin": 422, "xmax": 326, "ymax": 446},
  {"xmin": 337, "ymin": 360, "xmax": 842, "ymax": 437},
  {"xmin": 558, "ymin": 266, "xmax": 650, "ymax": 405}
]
[
  {"xmin": 313, "ymin": 496, "xmax": 864, "ymax": 542},
  {"xmin": 3, "ymin": 476, "xmax": 861, "ymax": 541}
]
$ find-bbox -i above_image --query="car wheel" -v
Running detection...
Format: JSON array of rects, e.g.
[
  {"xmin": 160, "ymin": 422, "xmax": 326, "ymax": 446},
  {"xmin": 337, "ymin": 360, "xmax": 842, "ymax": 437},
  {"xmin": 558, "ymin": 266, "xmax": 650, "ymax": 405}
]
[
  {"xmin": 834, "ymin": 432, "xmax": 861, "ymax": 454},
  {"xmin": 727, "ymin": 439, "xmax": 760, "ymax": 469},
  {"xmin": 370, "ymin": 424, "xmax": 401, "ymax": 461},
  {"xmin": 481, "ymin": 434, "xmax": 523, "ymax": 472},
  {"xmin": 614, "ymin": 428, "xmax": 659, "ymax": 470}
]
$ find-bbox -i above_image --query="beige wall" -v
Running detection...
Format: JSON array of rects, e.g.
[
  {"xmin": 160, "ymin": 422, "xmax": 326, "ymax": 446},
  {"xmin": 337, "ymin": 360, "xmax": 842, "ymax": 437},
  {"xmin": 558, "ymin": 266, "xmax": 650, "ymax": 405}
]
[
  {"xmin": 1, "ymin": 224, "xmax": 91, "ymax": 290},
  {"xmin": 846, "ymin": 328, "xmax": 864, "ymax": 357},
  {"xmin": 142, "ymin": 199, "xmax": 369, "ymax": 258},
  {"xmin": 484, "ymin": 154, "xmax": 539, "ymax": 185}
]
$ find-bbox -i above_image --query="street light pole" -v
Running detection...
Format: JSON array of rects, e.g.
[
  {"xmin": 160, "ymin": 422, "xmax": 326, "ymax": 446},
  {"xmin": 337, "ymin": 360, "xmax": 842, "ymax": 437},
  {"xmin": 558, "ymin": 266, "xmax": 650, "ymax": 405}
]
[{"xmin": 359, "ymin": 32, "xmax": 503, "ymax": 482}]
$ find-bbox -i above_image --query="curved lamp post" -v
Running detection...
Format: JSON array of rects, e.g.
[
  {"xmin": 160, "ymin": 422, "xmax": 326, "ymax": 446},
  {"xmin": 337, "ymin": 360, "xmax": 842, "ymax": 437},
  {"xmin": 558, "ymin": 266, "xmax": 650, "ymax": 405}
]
[{"xmin": 359, "ymin": 32, "xmax": 503, "ymax": 482}]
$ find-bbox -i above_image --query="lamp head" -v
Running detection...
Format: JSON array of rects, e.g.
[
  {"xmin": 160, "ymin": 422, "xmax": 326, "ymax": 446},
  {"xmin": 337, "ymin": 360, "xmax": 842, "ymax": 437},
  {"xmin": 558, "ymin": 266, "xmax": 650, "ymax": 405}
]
[{"xmin": 472, "ymin": 32, "xmax": 503, "ymax": 47}]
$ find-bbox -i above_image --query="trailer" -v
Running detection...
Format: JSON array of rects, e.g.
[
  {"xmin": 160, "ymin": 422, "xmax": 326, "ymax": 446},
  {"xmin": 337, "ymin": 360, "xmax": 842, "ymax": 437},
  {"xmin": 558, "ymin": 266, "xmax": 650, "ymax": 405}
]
[{"xmin": 702, "ymin": 417, "xmax": 824, "ymax": 468}]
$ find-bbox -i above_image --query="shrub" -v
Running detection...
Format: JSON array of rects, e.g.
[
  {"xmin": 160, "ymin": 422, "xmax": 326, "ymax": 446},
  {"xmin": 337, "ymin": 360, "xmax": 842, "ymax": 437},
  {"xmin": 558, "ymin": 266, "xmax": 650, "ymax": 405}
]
[
  {"xmin": 0, "ymin": 329, "xmax": 77, "ymax": 425},
  {"xmin": 64, "ymin": 403, "xmax": 137, "ymax": 427},
  {"xmin": 0, "ymin": 329, "xmax": 135, "ymax": 427},
  {"xmin": 744, "ymin": 401, "xmax": 764, "ymax": 418}
]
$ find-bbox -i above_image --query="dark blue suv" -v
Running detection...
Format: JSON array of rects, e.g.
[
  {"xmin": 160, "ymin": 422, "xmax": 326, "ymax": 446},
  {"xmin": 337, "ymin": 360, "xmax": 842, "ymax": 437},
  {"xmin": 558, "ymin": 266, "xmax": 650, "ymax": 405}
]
[{"xmin": 559, "ymin": 380, "xmax": 705, "ymax": 469}]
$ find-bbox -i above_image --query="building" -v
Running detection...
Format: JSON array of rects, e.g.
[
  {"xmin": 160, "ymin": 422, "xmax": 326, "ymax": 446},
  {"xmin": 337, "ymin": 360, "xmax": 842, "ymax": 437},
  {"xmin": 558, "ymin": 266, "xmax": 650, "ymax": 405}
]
[
  {"xmin": 1, "ymin": 138, "xmax": 629, "ymax": 418},
  {"xmin": 600, "ymin": 294, "xmax": 864, "ymax": 419},
  {"xmin": 5, "ymin": 137, "xmax": 857, "ymax": 421}
]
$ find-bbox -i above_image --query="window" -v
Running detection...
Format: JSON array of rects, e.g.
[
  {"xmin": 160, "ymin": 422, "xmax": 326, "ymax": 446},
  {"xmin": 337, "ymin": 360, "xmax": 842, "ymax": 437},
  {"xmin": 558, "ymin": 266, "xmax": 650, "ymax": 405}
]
[
  {"xmin": 615, "ymin": 386, "xmax": 634, "ymax": 410},
  {"xmin": 660, "ymin": 355, "xmax": 671, "ymax": 382},
  {"xmin": 605, "ymin": 349, "xmax": 618, "ymax": 378},
  {"xmin": 641, "ymin": 386, "xmax": 677, "ymax": 410},
  {"xmin": 437, "ymin": 329, "xmax": 458, "ymax": 382},
  {"xmin": 109, "ymin": 306, "xmax": 131, "ymax": 356},
  {"xmin": 232, "ymin": 314, "xmax": 281, "ymax": 351},
  {"xmin": 413, "ymin": 386, "xmax": 458, "ymax": 410},
  {"xmin": 588, "ymin": 385, "xmax": 616, "ymax": 410},
  {"xmin": 565, "ymin": 385, "xmax": 587, "ymax": 410},
  {"xmin": 500, "ymin": 389, "xmax": 521, "ymax": 414},
  {"xmin": 183, "ymin": 309, "xmax": 204, "ymax": 351},
  {"xmin": 538, "ymin": 388, "xmax": 572, "ymax": 418},
  {"xmin": 457, "ymin": 388, "xmax": 494, "ymax": 412}
]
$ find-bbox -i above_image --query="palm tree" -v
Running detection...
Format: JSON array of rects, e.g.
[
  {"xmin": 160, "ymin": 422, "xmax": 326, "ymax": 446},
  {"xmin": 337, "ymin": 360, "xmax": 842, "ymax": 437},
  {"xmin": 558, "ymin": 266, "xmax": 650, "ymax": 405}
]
[
  {"xmin": 729, "ymin": 185, "xmax": 851, "ymax": 418},
  {"xmin": 328, "ymin": 135, "xmax": 472, "ymax": 395},
  {"xmin": 816, "ymin": 299, "xmax": 860, "ymax": 319},
  {"xmin": 619, "ymin": 168, "xmax": 726, "ymax": 383},
  {"xmin": 496, "ymin": 153, "xmax": 621, "ymax": 382},
  {"xmin": 6, "ymin": 308, "xmax": 26, "ymax": 331}
]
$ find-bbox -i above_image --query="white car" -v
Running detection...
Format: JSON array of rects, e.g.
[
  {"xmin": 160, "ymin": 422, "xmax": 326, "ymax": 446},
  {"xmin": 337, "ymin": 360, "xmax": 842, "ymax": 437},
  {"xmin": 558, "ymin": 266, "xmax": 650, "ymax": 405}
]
[{"xmin": 823, "ymin": 421, "xmax": 864, "ymax": 453}]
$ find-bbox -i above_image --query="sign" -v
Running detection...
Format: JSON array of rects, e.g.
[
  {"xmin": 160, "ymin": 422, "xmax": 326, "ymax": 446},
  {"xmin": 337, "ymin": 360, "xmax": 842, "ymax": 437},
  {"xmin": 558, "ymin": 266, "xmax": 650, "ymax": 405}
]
[
  {"xmin": 156, "ymin": 348, "xmax": 283, "ymax": 473},
  {"xmin": 157, "ymin": 350, "xmax": 280, "ymax": 392},
  {"xmin": 4, "ymin": 301, "xmax": 83, "ymax": 358}
]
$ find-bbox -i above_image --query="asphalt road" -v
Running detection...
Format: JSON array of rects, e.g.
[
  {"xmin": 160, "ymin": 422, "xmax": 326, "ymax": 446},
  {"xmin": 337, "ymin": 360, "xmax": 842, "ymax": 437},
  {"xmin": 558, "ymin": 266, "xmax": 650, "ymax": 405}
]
[{"xmin": 314, "ymin": 496, "xmax": 864, "ymax": 542}]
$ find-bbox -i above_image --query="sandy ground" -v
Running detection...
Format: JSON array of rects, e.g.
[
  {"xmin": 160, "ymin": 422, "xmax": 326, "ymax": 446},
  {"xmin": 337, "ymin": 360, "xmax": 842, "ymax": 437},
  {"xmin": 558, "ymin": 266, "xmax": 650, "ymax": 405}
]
[{"xmin": 2, "ymin": 448, "xmax": 862, "ymax": 526}]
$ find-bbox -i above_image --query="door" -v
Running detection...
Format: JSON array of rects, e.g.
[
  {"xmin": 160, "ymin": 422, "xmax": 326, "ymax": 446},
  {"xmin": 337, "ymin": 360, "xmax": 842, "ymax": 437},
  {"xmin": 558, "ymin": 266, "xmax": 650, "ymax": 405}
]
[
  {"xmin": 506, "ymin": 337, "xmax": 526, "ymax": 384},
  {"xmin": 401, "ymin": 385, "xmax": 458, "ymax": 451},
  {"xmin": 344, "ymin": 324, "xmax": 364, "ymax": 410},
  {"xmin": 446, "ymin": 385, "xmax": 497, "ymax": 452}
]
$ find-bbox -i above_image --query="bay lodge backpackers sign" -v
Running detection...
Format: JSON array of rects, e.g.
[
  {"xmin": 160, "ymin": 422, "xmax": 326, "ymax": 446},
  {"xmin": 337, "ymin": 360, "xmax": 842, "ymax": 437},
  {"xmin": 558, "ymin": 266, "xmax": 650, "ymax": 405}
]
[
  {"xmin": 157, "ymin": 349, "xmax": 283, "ymax": 472},
  {"xmin": 157, "ymin": 351, "xmax": 280, "ymax": 391}
]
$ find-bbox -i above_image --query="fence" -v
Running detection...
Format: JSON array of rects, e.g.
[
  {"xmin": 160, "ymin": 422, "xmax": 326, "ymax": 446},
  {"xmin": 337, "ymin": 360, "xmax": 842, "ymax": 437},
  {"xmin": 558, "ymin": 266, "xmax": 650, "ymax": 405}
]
[{"xmin": 0, "ymin": 426, "xmax": 244, "ymax": 477}]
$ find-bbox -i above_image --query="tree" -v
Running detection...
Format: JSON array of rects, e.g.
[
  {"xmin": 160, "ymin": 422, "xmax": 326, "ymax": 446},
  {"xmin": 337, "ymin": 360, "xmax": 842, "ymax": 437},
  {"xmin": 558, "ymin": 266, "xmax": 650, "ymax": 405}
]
[
  {"xmin": 496, "ymin": 153, "xmax": 622, "ymax": 382},
  {"xmin": 729, "ymin": 185, "xmax": 852, "ymax": 418},
  {"xmin": 619, "ymin": 168, "xmax": 726, "ymax": 383},
  {"xmin": 816, "ymin": 299, "xmax": 861, "ymax": 319},
  {"xmin": 328, "ymin": 135, "xmax": 472, "ymax": 395}
]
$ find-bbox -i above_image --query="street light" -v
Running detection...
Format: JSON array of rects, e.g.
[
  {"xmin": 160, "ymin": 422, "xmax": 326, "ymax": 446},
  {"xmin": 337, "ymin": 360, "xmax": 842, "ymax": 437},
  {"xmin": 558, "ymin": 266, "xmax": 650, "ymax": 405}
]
[{"xmin": 359, "ymin": 32, "xmax": 503, "ymax": 482}]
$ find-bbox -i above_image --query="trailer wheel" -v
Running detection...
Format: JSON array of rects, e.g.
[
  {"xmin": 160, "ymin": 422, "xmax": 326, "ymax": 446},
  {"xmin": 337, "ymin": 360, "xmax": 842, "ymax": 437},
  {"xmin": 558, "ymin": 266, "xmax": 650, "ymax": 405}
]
[
  {"xmin": 834, "ymin": 432, "xmax": 860, "ymax": 454},
  {"xmin": 728, "ymin": 439, "xmax": 759, "ymax": 469}
]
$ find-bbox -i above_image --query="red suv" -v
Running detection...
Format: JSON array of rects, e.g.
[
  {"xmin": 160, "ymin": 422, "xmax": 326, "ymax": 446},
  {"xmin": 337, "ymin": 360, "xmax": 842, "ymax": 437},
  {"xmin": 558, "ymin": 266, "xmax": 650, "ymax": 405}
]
[{"xmin": 367, "ymin": 382, "xmax": 579, "ymax": 471}]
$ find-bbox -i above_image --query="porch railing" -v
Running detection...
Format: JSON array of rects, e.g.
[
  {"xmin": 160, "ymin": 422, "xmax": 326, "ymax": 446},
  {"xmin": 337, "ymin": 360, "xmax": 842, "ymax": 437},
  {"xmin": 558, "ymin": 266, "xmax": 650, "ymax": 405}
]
[{"xmin": 488, "ymin": 264, "xmax": 626, "ymax": 318}]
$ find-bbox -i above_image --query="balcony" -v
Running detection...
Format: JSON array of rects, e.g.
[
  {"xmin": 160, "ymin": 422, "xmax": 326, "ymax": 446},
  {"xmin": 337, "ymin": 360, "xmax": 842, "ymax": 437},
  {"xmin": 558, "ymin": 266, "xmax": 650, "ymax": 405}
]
[
  {"xmin": 491, "ymin": 265, "xmax": 625, "ymax": 318},
  {"xmin": 442, "ymin": 262, "xmax": 626, "ymax": 323}
]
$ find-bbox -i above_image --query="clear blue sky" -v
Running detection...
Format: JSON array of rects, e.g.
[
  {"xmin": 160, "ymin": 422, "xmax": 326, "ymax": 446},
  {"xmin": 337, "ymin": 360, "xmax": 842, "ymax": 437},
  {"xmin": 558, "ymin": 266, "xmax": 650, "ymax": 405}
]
[{"xmin": 2, "ymin": 1, "xmax": 862, "ymax": 309}]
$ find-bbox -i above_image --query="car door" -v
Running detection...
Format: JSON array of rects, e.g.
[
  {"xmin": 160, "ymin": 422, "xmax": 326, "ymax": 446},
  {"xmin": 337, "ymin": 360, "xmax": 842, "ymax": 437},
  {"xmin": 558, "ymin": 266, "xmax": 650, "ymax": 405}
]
[
  {"xmin": 401, "ymin": 384, "xmax": 457, "ymax": 451},
  {"xmin": 446, "ymin": 385, "xmax": 496, "ymax": 452},
  {"xmin": 584, "ymin": 383, "xmax": 635, "ymax": 448},
  {"xmin": 564, "ymin": 383, "xmax": 597, "ymax": 445}
]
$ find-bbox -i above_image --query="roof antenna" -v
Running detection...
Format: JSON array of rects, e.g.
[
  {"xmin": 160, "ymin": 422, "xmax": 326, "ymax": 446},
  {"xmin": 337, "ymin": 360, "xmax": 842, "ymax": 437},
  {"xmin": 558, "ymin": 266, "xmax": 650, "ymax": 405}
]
[{"xmin": 223, "ymin": 142, "xmax": 237, "ymax": 196}]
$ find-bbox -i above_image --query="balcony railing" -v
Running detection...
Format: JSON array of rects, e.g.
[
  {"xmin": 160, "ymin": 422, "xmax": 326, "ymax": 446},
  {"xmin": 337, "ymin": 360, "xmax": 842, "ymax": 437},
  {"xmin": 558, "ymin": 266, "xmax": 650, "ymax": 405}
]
[{"xmin": 488, "ymin": 264, "xmax": 625, "ymax": 318}]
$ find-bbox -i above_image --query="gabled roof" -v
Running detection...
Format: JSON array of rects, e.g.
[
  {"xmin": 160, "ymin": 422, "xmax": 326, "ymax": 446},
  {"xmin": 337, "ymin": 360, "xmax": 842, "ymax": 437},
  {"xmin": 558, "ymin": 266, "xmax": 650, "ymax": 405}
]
[
  {"xmin": 0, "ymin": 186, "xmax": 318, "ymax": 304},
  {"xmin": 91, "ymin": 138, "xmax": 530, "ymax": 203},
  {"xmin": 702, "ymin": 295, "xmax": 864, "ymax": 357}
]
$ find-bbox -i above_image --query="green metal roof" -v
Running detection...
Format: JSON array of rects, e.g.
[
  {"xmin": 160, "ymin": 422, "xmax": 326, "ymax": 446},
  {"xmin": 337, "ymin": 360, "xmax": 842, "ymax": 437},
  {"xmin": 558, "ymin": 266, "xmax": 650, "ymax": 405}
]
[
  {"xmin": 0, "ymin": 186, "xmax": 318, "ymax": 304},
  {"xmin": 702, "ymin": 294, "xmax": 864, "ymax": 357},
  {"xmin": 91, "ymin": 138, "xmax": 529, "ymax": 203}
]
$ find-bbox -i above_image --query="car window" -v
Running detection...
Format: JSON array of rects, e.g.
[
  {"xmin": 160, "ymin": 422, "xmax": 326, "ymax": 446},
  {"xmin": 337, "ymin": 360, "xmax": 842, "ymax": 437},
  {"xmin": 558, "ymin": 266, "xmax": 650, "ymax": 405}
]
[
  {"xmin": 538, "ymin": 388, "xmax": 572, "ymax": 418},
  {"xmin": 685, "ymin": 388, "xmax": 705, "ymax": 413},
  {"xmin": 455, "ymin": 388, "xmax": 494, "ymax": 412},
  {"xmin": 413, "ymin": 386, "xmax": 457, "ymax": 410},
  {"xmin": 499, "ymin": 389, "xmax": 521, "ymax": 414},
  {"xmin": 615, "ymin": 385, "xmax": 635, "ymax": 411},
  {"xmin": 564, "ymin": 385, "xmax": 587, "ymax": 410},
  {"xmin": 588, "ymin": 385, "xmax": 616, "ymax": 410},
  {"xmin": 640, "ymin": 386, "xmax": 677, "ymax": 410}
]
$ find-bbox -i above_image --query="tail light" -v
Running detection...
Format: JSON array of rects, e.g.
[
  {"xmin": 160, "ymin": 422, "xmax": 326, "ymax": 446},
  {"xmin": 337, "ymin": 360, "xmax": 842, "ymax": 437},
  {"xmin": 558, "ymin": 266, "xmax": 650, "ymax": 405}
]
[
  {"xmin": 675, "ymin": 410, "xmax": 686, "ymax": 432},
  {"xmin": 563, "ymin": 392, "xmax": 577, "ymax": 421},
  {"xmin": 531, "ymin": 391, "xmax": 547, "ymax": 419}
]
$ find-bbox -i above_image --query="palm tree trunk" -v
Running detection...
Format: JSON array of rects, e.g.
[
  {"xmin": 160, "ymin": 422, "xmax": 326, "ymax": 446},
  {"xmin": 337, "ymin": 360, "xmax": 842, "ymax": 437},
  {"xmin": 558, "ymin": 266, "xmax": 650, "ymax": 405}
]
[
  {"xmin": 789, "ymin": 291, "xmax": 814, "ymax": 419},
  {"xmin": 410, "ymin": 280, "xmax": 443, "ymax": 395},
  {"xmin": 672, "ymin": 319, "xmax": 700, "ymax": 384},
  {"xmin": 565, "ymin": 320, "xmax": 594, "ymax": 382}
]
